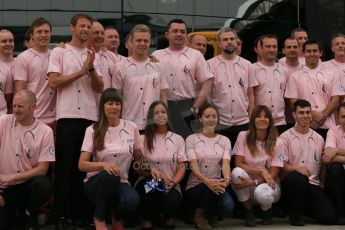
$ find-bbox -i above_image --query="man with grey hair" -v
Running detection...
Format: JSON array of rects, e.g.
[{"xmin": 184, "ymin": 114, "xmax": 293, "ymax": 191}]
[
  {"xmin": 0, "ymin": 89, "xmax": 55, "ymax": 230},
  {"xmin": 208, "ymin": 27, "xmax": 255, "ymax": 145},
  {"xmin": 323, "ymin": 33, "xmax": 345, "ymax": 103}
]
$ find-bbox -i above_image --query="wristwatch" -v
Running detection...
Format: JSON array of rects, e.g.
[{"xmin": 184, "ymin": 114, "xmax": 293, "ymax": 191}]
[{"xmin": 88, "ymin": 66, "xmax": 95, "ymax": 72}]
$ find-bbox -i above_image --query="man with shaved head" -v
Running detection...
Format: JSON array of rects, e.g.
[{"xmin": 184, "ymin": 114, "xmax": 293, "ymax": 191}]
[{"xmin": 0, "ymin": 89, "xmax": 55, "ymax": 230}]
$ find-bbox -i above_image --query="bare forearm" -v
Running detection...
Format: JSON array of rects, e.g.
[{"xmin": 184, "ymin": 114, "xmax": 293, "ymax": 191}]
[
  {"xmin": 48, "ymin": 71, "xmax": 84, "ymax": 89},
  {"xmin": 323, "ymin": 96, "xmax": 339, "ymax": 117},
  {"xmin": 172, "ymin": 163, "xmax": 186, "ymax": 184},
  {"xmin": 193, "ymin": 79, "xmax": 212, "ymax": 108},
  {"xmin": 15, "ymin": 163, "xmax": 49, "ymax": 182},
  {"xmin": 89, "ymin": 71, "xmax": 104, "ymax": 93}
]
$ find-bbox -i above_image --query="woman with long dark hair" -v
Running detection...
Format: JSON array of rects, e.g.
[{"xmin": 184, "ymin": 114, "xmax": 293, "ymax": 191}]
[
  {"xmin": 136, "ymin": 101, "xmax": 187, "ymax": 230},
  {"xmin": 78, "ymin": 88, "xmax": 157, "ymax": 230},
  {"xmin": 185, "ymin": 103, "xmax": 233, "ymax": 230},
  {"xmin": 231, "ymin": 105, "xmax": 284, "ymax": 227}
]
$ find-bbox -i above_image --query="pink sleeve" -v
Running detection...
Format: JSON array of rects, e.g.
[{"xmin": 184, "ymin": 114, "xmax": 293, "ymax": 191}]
[
  {"xmin": 13, "ymin": 54, "xmax": 29, "ymax": 81},
  {"xmin": 176, "ymin": 134, "xmax": 187, "ymax": 162},
  {"xmin": 3, "ymin": 69, "xmax": 13, "ymax": 94},
  {"xmin": 195, "ymin": 54, "xmax": 214, "ymax": 83},
  {"xmin": 270, "ymin": 138, "xmax": 285, "ymax": 167},
  {"xmin": 284, "ymin": 73, "xmax": 298, "ymax": 98},
  {"xmin": 249, "ymin": 64, "xmax": 259, "ymax": 87},
  {"xmin": 330, "ymin": 72, "xmax": 345, "ymax": 96},
  {"xmin": 280, "ymin": 132, "xmax": 290, "ymax": 162},
  {"xmin": 47, "ymin": 48, "xmax": 62, "ymax": 74},
  {"xmin": 232, "ymin": 131, "xmax": 246, "ymax": 157},
  {"xmin": 112, "ymin": 62, "xmax": 124, "ymax": 90},
  {"xmin": 93, "ymin": 53, "xmax": 103, "ymax": 77},
  {"xmin": 222, "ymin": 136, "xmax": 231, "ymax": 160},
  {"xmin": 38, "ymin": 128, "xmax": 55, "ymax": 162},
  {"xmin": 133, "ymin": 125, "xmax": 142, "ymax": 151},
  {"xmin": 325, "ymin": 128, "xmax": 337, "ymax": 148},
  {"xmin": 81, "ymin": 126, "xmax": 94, "ymax": 153},
  {"xmin": 186, "ymin": 135, "xmax": 197, "ymax": 160},
  {"xmin": 158, "ymin": 63, "xmax": 170, "ymax": 90}
]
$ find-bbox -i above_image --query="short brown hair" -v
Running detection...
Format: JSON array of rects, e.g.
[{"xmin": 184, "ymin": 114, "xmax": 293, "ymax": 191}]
[
  {"xmin": 31, "ymin": 17, "xmax": 52, "ymax": 32},
  {"xmin": 129, "ymin": 24, "xmax": 151, "ymax": 40},
  {"xmin": 70, "ymin": 13, "xmax": 93, "ymax": 27}
]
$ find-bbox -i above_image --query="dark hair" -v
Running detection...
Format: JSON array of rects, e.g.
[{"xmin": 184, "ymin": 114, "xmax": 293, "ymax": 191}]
[
  {"xmin": 259, "ymin": 34, "xmax": 278, "ymax": 47},
  {"xmin": 302, "ymin": 39, "xmax": 322, "ymax": 52},
  {"xmin": 197, "ymin": 103, "xmax": 220, "ymax": 131},
  {"xmin": 156, "ymin": 34, "xmax": 169, "ymax": 50},
  {"xmin": 246, "ymin": 105, "xmax": 278, "ymax": 156},
  {"xmin": 70, "ymin": 13, "xmax": 93, "ymax": 27},
  {"xmin": 144, "ymin": 101, "xmax": 170, "ymax": 152},
  {"xmin": 93, "ymin": 88, "xmax": 122, "ymax": 151},
  {"xmin": 167, "ymin": 19, "xmax": 187, "ymax": 31},
  {"xmin": 253, "ymin": 36, "xmax": 261, "ymax": 48},
  {"xmin": 339, "ymin": 102, "xmax": 345, "ymax": 111},
  {"xmin": 24, "ymin": 27, "xmax": 32, "ymax": 42},
  {"xmin": 283, "ymin": 37, "xmax": 299, "ymax": 48},
  {"xmin": 291, "ymin": 28, "xmax": 307, "ymax": 38},
  {"xmin": 31, "ymin": 17, "xmax": 52, "ymax": 32},
  {"xmin": 293, "ymin": 99, "xmax": 311, "ymax": 112}
]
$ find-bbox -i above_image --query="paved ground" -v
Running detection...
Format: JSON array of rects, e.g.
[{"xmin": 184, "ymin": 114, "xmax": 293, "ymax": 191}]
[{"xmin": 41, "ymin": 217, "xmax": 345, "ymax": 230}]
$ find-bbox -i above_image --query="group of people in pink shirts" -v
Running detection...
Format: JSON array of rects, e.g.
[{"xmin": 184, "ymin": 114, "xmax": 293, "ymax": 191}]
[{"xmin": 0, "ymin": 12, "xmax": 345, "ymax": 230}]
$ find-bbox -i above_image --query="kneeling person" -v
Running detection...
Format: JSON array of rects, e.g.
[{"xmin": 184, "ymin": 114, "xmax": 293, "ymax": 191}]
[{"xmin": 0, "ymin": 90, "xmax": 55, "ymax": 230}]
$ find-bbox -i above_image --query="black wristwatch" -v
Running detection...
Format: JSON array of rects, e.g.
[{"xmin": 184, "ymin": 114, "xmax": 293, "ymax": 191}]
[{"xmin": 88, "ymin": 66, "xmax": 95, "ymax": 72}]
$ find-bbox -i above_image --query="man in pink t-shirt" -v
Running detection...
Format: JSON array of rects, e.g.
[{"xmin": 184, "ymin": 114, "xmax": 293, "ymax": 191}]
[
  {"xmin": 323, "ymin": 34, "xmax": 345, "ymax": 103},
  {"xmin": 0, "ymin": 90, "xmax": 55, "ymax": 230},
  {"xmin": 151, "ymin": 19, "xmax": 213, "ymax": 138},
  {"xmin": 251, "ymin": 34, "xmax": 288, "ymax": 134},
  {"xmin": 47, "ymin": 14, "xmax": 104, "ymax": 229},
  {"xmin": 86, "ymin": 22, "xmax": 118, "ymax": 90},
  {"xmin": 285, "ymin": 40, "xmax": 344, "ymax": 140},
  {"xmin": 113, "ymin": 25, "xmax": 168, "ymax": 131},
  {"xmin": 188, "ymin": 34, "xmax": 207, "ymax": 57},
  {"xmin": 14, "ymin": 17, "xmax": 56, "ymax": 127},
  {"xmin": 323, "ymin": 102, "xmax": 345, "ymax": 224},
  {"xmin": 208, "ymin": 27, "xmax": 255, "ymax": 146},
  {"xmin": 280, "ymin": 99, "xmax": 336, "ymax": 226},
  {"xmin": 104, "ymin": 26, "xmax": 125, "ymax": 62},
  {"xmin": 0, "ymin": 29, "xmax": 15, "ymax": 114},
  {"xmin": 279, "ymin": 28, "xmax": 308, "ymax": 65}
]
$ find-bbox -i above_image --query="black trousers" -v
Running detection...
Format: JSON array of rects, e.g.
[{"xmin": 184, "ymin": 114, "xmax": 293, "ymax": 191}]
[
  {"xmin": 325, "ymin": 163, "xmax": 345, "ymax": 219},
  {"xmin": 55, "ymin": 118, "xmax": 93, "ymax": 219},
  {"xmin": 0, "ymin": 176, "xmax": 52, "ymax": 230},
  {"xmin": 185, "ymin": 183, "xmax": 221, "ymax": 217},
  {"xmin": 217, "ymin": 123, "xmax": 249, "ymax": 149},
  {"xmin": 281, "ymin": 172, "xmax": 336, "ymax": 224},
  {"xmin": 136, "ymin": 178, "xmax": 182, "ymax": 221}
]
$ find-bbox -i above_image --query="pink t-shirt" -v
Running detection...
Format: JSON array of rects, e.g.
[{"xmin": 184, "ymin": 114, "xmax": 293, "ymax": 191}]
[
  {"xmin": 151, "ymin": 47, "xmax": 213, "ymax": 100},
  {"xmin": 280, "ymin": 128, "xmax": 324, "ymax": 186},
  {"xmin": 285, "ymin": 65, "xmax": 345, "ymax": 129},
  {"xmin": 185, "ymin": 133, "xmax": 231, "ymax": 190},
  {"xmin": 325, "ymin": 125, "xmax": 345, "ymax": 149},
  {"xmin": 279, "ymin": 56, "xmax": 306, "ymax": 66},
  {"xmin": 141, "ymin": 131, "xmax": 187, "ymax": 191},
  {"xmin": 47, "ymin": 44, "xmax": 103, "ymax": 121},
  {"xmin": 113, "ymin": 57, "xmax": 169, "ymax": 130},
  {"xmin": 232, "ymin": 131, "xmax": 285, "ymax": 180},
  {"xmin": 0, "ymin": 115, "xmax": 55, "ymax": 187},
  {"xmin": 208, "ymin": 55, "xmax": 257, "ymax": 126},
  {"xmin": 13, "ymin": 49, "xmax": 56, "ymax": 123},
  {"xmin": 251, "ymin": 62, "xmax": 288, "ymax": 125},
  {"xmin": 0, "ymin": 61, "xmax": 13, "ymax": 115},
  {"xmin": 323, "ymin": 59, "xmax": 345, "ymax": 102},
  {"xmin": 98, "ymin": 49, "xmax": 117, "ymax": 89},
  {"xmin": 81, "ymin": 119, "xmax": 142, "ymax": 184}
]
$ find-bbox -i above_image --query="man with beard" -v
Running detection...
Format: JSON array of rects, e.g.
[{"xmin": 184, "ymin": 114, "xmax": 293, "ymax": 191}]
[
  {"xmin": 208, "ymin": 27, "xmax": 255, "ymax": 146},
  {"xmin": 48, "ymin": 14, "xmax": 103, "ymax": 230},
  {"xmin": 151, "ymin": 19, "xmax": 213, "ymax": 139},
  {"xmin": 251, "ymin": 34, "xmax": 289, "ymax": 134}
]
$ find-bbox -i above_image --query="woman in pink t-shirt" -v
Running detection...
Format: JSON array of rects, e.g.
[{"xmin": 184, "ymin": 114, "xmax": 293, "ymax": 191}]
[
  {"xmin": 231, "ymin": 105, "xmax": 284, "ymax": 227},
  {"xmin": 185, "ymin": 103, "xmax": 232, "ymax": 230},
  {"xmin": 79, "ymin": 88, "xmax": 156, "ymax": 230},
  {"xmin": 136, "ymin": 101, "xmax": 187, "ymax": 230}
]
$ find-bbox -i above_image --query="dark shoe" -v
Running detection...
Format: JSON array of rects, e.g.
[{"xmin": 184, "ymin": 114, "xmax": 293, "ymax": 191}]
[
  {"xmin": 244, "ymin": 209, "xmax": 256, "ymax": 227},
  {"xmin": 289, "ymin": 212, "xmax": 305, "ymax": 226},
  {"xmin": 55, "ymin": 218, "xmax": 76, "ymax": 230},
  {"xmin": 208, "ymin": 216, "xmax": 219, "ymax": 228},
  {"xmin": 193, "ymin": 209, "xmax": 212, "ymax": 230},
  {"xmin": 262, "ymin": 209, "xmax": 273, "ymax": 225}
]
